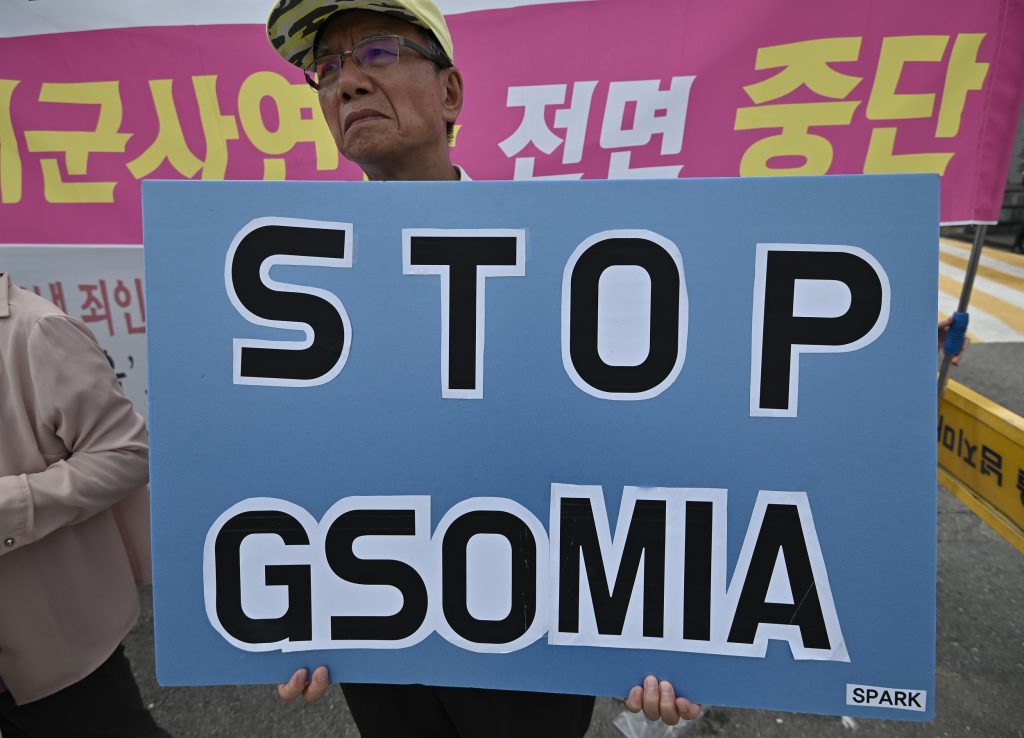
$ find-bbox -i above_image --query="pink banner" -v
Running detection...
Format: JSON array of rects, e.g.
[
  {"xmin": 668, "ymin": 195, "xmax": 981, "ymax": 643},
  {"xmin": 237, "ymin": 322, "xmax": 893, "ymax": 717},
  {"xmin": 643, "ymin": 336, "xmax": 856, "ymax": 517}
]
[{"xmin": 1, "ymin": 0, "xmax": 1022, "ymax": 243}]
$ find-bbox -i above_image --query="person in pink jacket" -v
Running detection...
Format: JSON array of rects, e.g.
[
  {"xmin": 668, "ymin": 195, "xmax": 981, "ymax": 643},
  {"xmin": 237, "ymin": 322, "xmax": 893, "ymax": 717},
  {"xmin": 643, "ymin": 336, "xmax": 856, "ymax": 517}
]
[{"xmin": 0, "ymin": 272, "xmax": 170, "ymax": 737}]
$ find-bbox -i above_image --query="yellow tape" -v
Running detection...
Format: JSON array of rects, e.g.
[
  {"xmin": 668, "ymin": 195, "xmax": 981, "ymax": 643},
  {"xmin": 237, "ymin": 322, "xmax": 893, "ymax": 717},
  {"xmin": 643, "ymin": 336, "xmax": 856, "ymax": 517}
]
[{"xmin": 938, "ymin": 380, "xmax": 1024, "ymax": 554}]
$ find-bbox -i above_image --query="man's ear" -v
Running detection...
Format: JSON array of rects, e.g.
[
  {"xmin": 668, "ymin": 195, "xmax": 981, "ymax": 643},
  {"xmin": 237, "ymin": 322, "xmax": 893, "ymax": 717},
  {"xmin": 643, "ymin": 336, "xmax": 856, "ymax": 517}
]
[{"xmin": 440, "ymin": 67, "xmax": 464, "ymax": 124}]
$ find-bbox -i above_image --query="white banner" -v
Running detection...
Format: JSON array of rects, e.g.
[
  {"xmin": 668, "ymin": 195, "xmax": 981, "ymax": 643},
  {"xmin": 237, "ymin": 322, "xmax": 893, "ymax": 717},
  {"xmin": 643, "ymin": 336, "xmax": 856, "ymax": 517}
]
[
  {"xmin": 0, "ymin": 245, "xmax": 148, "ymax": 417},
  {"xmin": 1, "ymin": 0, "xmax": 596, "ymax": 38}
]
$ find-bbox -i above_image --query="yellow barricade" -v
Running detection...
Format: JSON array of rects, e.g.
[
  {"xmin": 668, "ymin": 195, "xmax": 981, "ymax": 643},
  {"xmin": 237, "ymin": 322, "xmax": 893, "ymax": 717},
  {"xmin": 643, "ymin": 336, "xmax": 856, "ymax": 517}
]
[{"xmin": 938, "ymin": 380, "xmax": 1024, "ymax": 554}]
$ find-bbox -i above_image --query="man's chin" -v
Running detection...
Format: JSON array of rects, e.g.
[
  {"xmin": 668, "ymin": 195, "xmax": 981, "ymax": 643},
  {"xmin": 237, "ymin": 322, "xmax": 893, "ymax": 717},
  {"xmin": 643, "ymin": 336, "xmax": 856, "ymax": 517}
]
[
  {"xmin": 341, "ymin": 133, "xmax": 392, "ymax": 169},
  {"xmin": 346, "ymin": 144, "xmax": 389, "ymax": 171}
]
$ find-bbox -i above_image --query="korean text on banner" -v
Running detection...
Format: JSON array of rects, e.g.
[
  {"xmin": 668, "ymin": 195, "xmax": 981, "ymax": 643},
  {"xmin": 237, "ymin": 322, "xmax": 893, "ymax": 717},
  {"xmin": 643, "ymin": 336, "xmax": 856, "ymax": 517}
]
[{"xmin": 2, "ymin": 0, "xmax": 1023, "ymax": 245}]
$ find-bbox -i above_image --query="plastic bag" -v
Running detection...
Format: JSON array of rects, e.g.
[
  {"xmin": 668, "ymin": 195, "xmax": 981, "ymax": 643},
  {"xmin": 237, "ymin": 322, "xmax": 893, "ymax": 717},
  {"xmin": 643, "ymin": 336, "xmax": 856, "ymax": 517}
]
[{"xmin": 612, "ymin": 709, "xmax": 700, "ymax": 738}]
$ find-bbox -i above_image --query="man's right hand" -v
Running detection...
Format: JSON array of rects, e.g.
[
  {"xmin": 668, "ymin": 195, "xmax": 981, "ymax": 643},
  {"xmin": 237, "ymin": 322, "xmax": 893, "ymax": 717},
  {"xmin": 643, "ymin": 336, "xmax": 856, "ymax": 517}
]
[{"xmin": 277, "ymin": 666, "xmax": 330, "ymax": 704}]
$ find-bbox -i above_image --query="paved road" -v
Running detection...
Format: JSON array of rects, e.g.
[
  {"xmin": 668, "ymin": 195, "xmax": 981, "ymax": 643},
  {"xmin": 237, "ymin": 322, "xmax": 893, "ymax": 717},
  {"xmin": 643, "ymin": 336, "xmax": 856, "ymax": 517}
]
[
  {"xmin": 939, "ymin": 237, "xmax": 1024, "ymax": 344},
  {"xmin": 124, "ymin": 339, "xmax": 1024, "ymax": 737}
]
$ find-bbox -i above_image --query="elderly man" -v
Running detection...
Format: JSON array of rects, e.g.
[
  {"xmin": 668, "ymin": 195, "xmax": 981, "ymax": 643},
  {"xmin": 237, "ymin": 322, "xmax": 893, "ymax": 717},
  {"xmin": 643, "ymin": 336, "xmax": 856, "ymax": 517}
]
[
  {"xmin": 0, "ymin": 273, "xmax": 169, "ymax": 737},
  {"xmin": 265, "ymin": 1, "xmax": 700, "ymax": 735}
]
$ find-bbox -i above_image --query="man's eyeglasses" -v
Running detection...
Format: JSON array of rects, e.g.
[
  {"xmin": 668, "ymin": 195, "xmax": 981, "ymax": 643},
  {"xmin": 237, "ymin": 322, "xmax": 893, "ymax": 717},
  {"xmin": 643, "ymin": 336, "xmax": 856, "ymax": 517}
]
[{"xmin": 304, "ymin": 35, "xmax": 447, "ymax": 90}]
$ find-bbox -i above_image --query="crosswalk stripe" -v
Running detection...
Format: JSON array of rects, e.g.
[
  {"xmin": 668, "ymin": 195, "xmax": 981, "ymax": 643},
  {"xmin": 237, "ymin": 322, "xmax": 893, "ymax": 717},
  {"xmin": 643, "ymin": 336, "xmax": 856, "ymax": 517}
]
[
  {"xmin": 939, "ymin": 242, "xmax": 1024, "ymax": 281},
  {"xmin": 935, "ymin": 300, "xmax": 1022, "ymax": 344},
  {"xmin": 938, "ymin": 259, "xmax": 1024, "ymax": 310},
  {"xmin": 938, "ymin": 273, "xmax": 1024, "ymax": 339},
  {"xmin": 937, "ymin": 238, "xmax": 1024, "ymax": 343},
  {"xmin": 940, "ymin": 237, "xmax": 1024, "ymax": 269}
]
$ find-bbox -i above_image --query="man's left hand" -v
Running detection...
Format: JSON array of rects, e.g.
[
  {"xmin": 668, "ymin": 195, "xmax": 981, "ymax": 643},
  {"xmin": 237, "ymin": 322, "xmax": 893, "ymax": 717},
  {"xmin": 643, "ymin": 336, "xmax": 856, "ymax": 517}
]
[
  {"xmin": 277, "ymin": 666, "xmax": 330, "ymax": 704},
  {"xmin": 624, "ymin": 674, "xmax": 702, "ymax": 725}
]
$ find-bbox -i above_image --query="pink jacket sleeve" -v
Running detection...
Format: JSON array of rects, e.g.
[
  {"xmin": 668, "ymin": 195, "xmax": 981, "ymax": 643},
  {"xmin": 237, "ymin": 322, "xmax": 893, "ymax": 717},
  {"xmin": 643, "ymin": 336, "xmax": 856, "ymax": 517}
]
[{"xmin": 0, "ymin": 315, "xmax": 149, "ymax": 554}]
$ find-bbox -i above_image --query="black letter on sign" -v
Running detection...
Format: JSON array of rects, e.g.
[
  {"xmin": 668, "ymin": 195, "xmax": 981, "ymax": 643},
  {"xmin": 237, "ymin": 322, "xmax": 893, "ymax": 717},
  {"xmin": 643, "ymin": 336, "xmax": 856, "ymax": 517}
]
[
  {"xmin": 683, "ymin": 500, "xmax": 714, "ymax": 641},
  {"xmin": 558, "ymin": 497, "xmax": 666, "ymax": 637},
  {"xmin": 727, "ymin": 503, "xmax": 830, "ymax": 649},
  {"xmin": 405, "ymin": 230, "xmax": 524, "ymax": 398},
  {"xmin": 565, "ymin": 234, "xmax": 684, "ymax": 398},
  {"xmin": 228, "ymin": 219, "xmax": 351, "ymax": 386},
  {"xmin": 752, "ymin": 246, "xmax": 887, "ymax": 416},
  {"xmin": 214, "ymin": 510, "xmax": 312, "ymax": 644},
  {"xmin": 441, "ymin": 510, "xmax": 537, "ymax": 644},
  {"xmin": 326, "ymin": 509, "xmax": 428, "ymax": 641}
]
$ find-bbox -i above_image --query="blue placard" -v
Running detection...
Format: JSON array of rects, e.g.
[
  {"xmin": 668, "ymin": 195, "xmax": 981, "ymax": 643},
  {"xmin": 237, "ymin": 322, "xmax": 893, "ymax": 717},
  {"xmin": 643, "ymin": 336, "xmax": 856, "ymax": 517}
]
[{"xmin": 144, "ymin": 175, "xmax": 938, "ymax": 721}]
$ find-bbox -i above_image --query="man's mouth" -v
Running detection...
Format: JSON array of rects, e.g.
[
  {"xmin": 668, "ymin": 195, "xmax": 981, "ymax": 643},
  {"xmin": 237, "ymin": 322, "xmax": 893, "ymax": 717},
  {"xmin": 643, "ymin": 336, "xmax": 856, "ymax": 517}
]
[{"xmin": 344, "ymin": 109, "xmax": 387, "ymax": 133}]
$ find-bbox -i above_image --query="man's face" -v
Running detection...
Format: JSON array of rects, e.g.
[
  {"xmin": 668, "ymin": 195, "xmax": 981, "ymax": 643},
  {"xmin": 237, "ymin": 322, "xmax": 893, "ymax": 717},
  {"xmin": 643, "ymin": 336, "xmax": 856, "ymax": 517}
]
[{"xmin": 315, "ymin": 10, "xmax": 461, "ymax": 173}]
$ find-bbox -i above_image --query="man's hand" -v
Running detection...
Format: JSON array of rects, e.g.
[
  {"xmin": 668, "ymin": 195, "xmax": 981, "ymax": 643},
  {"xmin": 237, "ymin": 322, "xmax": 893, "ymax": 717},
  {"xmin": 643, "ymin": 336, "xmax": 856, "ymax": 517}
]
[
  {"xmin": 624, "ymin": 674, "xmax": 702, "ymax": 725},
  {"xmin": 277, "ymin": 666, "xmax": 330, "ymax": 704},
  {"xmin": 938, "ymin": 315, "xmax": 970, "ymax": 366}
]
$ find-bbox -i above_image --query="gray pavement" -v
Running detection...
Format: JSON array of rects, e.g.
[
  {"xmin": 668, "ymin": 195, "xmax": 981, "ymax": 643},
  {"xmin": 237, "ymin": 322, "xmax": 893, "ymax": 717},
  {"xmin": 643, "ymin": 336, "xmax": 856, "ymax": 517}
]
[
  {"xmin": 125, "ymin": 340, "xmax": 1024, "ymax": 737},
  {"xmin": 947, "ymin": 342, "xmax": 1024, "ymax": 417}
]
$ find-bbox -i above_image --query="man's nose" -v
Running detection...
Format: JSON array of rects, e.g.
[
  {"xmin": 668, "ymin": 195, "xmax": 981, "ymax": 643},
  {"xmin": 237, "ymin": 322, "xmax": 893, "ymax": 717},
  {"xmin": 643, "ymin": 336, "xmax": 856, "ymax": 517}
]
[{"xmin": 338, "ymin": 60, "xmax": 373, "ymax": 100}]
